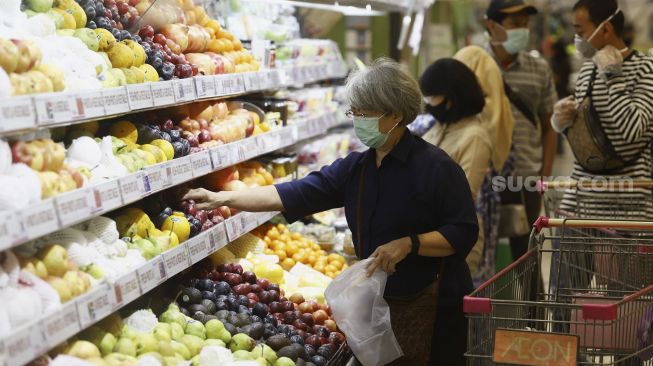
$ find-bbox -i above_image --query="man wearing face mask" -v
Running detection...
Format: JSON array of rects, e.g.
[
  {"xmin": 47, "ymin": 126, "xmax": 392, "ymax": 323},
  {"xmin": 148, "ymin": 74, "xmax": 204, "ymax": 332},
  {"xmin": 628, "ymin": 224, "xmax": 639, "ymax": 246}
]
[
  {"xmin": 182, "ymin": 58, "xmax": 479, "ymax": 365},
  {"xmin": 484, "ymin": 0, "xmax": 558, "ymax": 261}
]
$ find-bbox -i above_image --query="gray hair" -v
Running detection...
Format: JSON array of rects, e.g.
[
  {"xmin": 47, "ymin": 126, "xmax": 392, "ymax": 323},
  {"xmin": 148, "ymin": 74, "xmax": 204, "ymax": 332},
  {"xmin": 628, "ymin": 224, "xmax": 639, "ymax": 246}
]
[{"xmin": 344, "ymin": 58, "xmax": 423, "ymax": 125}]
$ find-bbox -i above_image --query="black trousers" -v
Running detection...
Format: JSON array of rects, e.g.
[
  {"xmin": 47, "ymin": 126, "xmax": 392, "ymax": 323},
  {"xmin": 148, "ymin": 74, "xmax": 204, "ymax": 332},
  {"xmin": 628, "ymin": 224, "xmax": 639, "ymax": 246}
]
[
  {"xmin": 500, "ymin": 187, "xmax": 542, "ymax": 260},
  {"xmin": 428, "ymin": 303, "xmax": 467, "ymax": 366}
]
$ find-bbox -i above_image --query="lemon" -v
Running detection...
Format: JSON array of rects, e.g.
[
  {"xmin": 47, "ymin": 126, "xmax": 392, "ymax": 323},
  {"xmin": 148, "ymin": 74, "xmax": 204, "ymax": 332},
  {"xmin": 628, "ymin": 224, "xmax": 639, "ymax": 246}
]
[
  {"xmin": 122, "ymin": 40, "xmax": 146, "ymax": 67},
  {"xmin": 52, "ymin": 8, "xmax": 75, "ymax": 29},
  {"xmin": 109, "ymin": 120, "xmax": 138, "ymax": 143},
  {"xmin": 140, "ymin": 144, "xmax": 167, "ymax": 163},
  {"xmin": 95, "ymin": 28, "xmax": 116, "ymax": 51},
  {"xmin": 151, "ymin": 139, "xmax": 174, "ymax": 160},
  {"xmin": 163, "ymin": 230, "xmax": 180, "ymax": 248},
  {"xmin": 161, "ymin": 216, "xmax": 190, "ymax": 243},
  {"xmin": 139, "ymin": 149, "xmax": 157, "ymax": 166},
  {"xmin": 139, "ymin": 64, "xmax": 159, "ymax": 82},
  {"xmin": 107, "ymin": 43, "xmax": 133, "ymax": 68}
]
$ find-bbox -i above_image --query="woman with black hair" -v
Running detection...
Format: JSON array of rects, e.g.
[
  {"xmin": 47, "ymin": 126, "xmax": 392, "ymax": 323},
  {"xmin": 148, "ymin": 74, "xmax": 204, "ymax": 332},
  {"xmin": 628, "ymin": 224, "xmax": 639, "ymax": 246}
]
[{"xmin": 421, "ymin": 58, "xmax": 492, "ymax": 286}]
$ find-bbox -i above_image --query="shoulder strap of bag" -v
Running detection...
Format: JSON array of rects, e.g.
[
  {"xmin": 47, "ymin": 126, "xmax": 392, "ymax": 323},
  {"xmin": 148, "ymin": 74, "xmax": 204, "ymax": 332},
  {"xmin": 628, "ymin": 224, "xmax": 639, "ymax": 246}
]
[
  {"xmin": 504, "ymin": 80, "xmax": 538, "ymax": 127},
  {"xmin": 356, "ymin": 160, "xmax": 367, "ymax": 259}
]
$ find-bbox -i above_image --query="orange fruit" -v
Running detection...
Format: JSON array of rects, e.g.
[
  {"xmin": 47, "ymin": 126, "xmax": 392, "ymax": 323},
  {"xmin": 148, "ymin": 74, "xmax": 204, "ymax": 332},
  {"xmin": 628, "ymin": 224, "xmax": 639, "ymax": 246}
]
[
  {"xmin": 326, "ymin": 271, "xmax": 335, "ymax": 278},
  {"xmin": 325, "ymin": 265, "xmax": 337, "ymax": 273},
  {"xmin": 264, "ymin": 248, "xmax": 274, "ymax": 255},
  {"xmin": 307, "ymin": 255, "xmax": 317, "ymax": 266},
  {"xmin": 317, "ymin": 250, "xmax": 327, "ymax": 257},
  {"xmin": 313, "ymin": 264, "xmax": 325, "ymax": 273},
  {"xmin": 291, "ymin": 232, "xmax": 302, "ymax": 240},
  {"xmin": 267, "ymin": 227, "xmax": 280, "ymax": 240},
  {"xmin": 331, "ymin": 261, "xmax": 343, "ymax": 270},
  {"xmin": 328, "ymin": 253, "xmax": 344, "ymax": 263},
  {"xmin": 264, "ymin": 236, "xmax": 271, "ymax": 244},
  {"xmin": 287, "ymin": 244, "xmax": 299, "ymax": 255},
  {"xmin": 274, "ymin": 250, "xmax": 287, "ymax": 261},
  {"xmin": 281, "ymin": 258, "xmax": 295, "ymax": 271},
  {"xmin": 276, "ymin": 223, "xmax": 286, "ymax": 231},
  {"xmin": 311, "ymin": 243, "xmax": 321, "ymax": 251}
]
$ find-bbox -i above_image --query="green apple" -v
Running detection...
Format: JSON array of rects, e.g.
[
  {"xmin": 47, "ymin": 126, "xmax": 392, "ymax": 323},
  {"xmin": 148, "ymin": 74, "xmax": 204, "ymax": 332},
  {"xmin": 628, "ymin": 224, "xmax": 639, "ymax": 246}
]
[
  {"xmin": 98, "ymin": 332, "xmax": 117, "ymax": 356},
  {"xmin": 255, "ymin": 357, "xmax": 271, "ymax": 366},
  {"xmin": 170, "ymin": 341, "xmax": 191, "ymax": 360},
  {"xmin": 25, "ymin": 0, "xmax": 53, "ymax": 13},
  {"xmin": 205, "ymin": 319, "xmax": 225, "ymax": 340},
  {"xmin": 158, "ymin": 341, "xmax": 175, "ymax": 358},
  {"xmin": 191, "ymin": 355, "xmax": 200, "ymax": 366},
  {"xmin": 184, "ymin": 320, "xmax": 206, "ymax": 340},
  {"xmin": 119, "ymin": 325, "xmax": 139, "ymax": 340},
  {"xmin": 230, "ymin": 333, "xmax": 256, "ymax": 352},
  {"xmin": 86, "ymin": 264, "xmax": 105, "ymax": 280},
  {"xmin": 275, "ymin": 357, "xmax": 295, "ymax": 366},
  {"xmin": 180, "ymin": 335, "xmax": 204, "ymax": 358},
  {"xmin": 135, "ymin": 333, "xmax": 158, "ymax": 355},
  {"xmin": 103, "ymin": 353, "xmax": 137, "ymax": 366},
  {"xmin": 113, "ymin": 337, "xmax": 136, "ymax": 357},
  {"xmin": 233, "ymin": 350, "xmax": 255, "ymax": 361},
  {"xmin": 130, "ymin": 238, "xmax": 159, "ymax": 260},
  {"xmin": 153, "ymin": 323, "xmax": 172, "ymax": 342},
  {"xmin": 160, "ymin": 309, "xmax": 187, "ymax": 330},
  {"xmin": 204, "ymin": 339, "xmax": 226, "ymax": 348},
  {"xmin": 37, "ymin": 244, "xmax": 68, "ymax": 277},
  {"xmin": 170, "ymin": 322, "xmax": 184, "ymax": 341}
]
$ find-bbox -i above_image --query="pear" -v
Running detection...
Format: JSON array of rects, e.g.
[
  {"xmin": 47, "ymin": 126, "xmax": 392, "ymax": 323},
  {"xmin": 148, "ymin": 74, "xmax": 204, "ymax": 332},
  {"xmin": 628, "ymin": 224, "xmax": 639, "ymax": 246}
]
[
  {"xmin": 38, "ymin": 244, "xmax": 68, "ymax": 277},
  {"xmin": 46, "ymin": 276, "xmax": 73, "ymax": 302},
  {"xmin": 67, "ymin": 340, "xmax": 101, "ymax": 359}
]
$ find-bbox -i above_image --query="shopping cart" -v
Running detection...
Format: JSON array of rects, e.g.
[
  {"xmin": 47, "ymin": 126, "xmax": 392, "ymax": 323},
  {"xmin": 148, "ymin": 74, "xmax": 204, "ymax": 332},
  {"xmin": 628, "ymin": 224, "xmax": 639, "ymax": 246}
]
[
  {"xmin": 537, "ymin": 179, "xmax": 653, "ymax": 220},
  {"xmin": 464, "ymin": 218, "xmax": 653, "ymax": 366}
]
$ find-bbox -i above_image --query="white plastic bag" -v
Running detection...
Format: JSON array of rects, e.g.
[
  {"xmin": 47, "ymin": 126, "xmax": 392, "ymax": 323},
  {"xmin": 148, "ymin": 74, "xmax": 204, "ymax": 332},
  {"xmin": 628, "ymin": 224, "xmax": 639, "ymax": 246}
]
[{"xmin": 324, "ymin": 259, "xmax": 403, "ymax": 366}]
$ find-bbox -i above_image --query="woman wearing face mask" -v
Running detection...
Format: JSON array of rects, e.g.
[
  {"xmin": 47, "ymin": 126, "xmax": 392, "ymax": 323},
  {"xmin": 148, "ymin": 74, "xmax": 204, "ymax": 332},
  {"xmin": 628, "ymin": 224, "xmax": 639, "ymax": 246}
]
[{"xmin": 182, "ymin": 58, "xmax": 479, "ymax": 365}]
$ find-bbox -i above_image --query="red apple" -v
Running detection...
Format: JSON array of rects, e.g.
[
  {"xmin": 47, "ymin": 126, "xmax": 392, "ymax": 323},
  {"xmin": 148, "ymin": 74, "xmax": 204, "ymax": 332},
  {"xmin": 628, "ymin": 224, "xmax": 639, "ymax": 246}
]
[
  {"xmin": 249, "ymin": 284, "xmax": 262, "ymax": 293},
  {"xmin": 283, "ymin": 311, "xmax": 296, "ymax": 324},
  {"xmin": 246, "ymin": 293, "xmax": 259, "ymax": 302},
  {"xmin": 293, "ymin": 319, "xmax": 308, "ymax": 331},
  {"xmin": 197, "ymin": 119, "xmax": 209, "ymax": 130},
  {"xmin": 233, "ymin": 283, "xmax": 251, "ymax": 295},
  {"xmin": 268, "ymin": 290, "xmax": 280, "ymax": 302},
  {"xmin": 256, "ymin": 279, "xmax": 270, "ymax": 290},
  {"xmin": 305, "ymin": 335, "xmax": 321, "ymax": 347},
  {"xmin": 328, "ymin": 332, "xmax": 346, "ymax": 345},
  {"xmin": 195, "ymin": 210, "xmax": 208, "ymax": 223},
  {"xmin": 248, "ymin": 299, "xmax": 257, "ymax": 308},
  {"xmin": 231, "ymin": 264, "xmax": 243, "ymax": 275},
  {"xmin": 281, "ymin": 301, "xmax": 294, "ymax": 312},
  {"xmin": 259, "ymin": 291, "xmax": 272, "ymax": 304},
  {"xmin": 308, "ymin": 300, "xmax": 320, "ymax": 312},
  {"xmin": 269, "ymin": 301, "xmax": 282, "ymax": 314},
  {"xmin": 198, "ymin": 129, "xmax": 212, "ymax": 143},
  {"xmin": 201, "ymin": 220, "xmax": 214, "ymax": 232},
  {"xmin": 210, "ymin": 215, "xmax": 224, "ymax": 225},
  {"xmin": 217, "ymin": 206, "xmax": 231, "ymax": 219},
  {"xmin": 300, "ymin": 313, "xmax": 314, "ymax": 326},
  {"xmin": 223, "ymin": 273, "xmax": 241, "ymax": 287},
  {"xmin": 242, "ymin": 271, "xmax": 257, "ymax": 284},
  {"xmin": 312, "ymin": 325, "xmax": 329, "ymax": 338}
]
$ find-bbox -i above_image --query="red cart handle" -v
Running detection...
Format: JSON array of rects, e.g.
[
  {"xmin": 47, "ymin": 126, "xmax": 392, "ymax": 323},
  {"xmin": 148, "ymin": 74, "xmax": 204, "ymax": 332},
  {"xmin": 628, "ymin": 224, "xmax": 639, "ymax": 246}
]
[{"xmin": 534, "ymin": 216, "xmax": 653, "ymax": 233}]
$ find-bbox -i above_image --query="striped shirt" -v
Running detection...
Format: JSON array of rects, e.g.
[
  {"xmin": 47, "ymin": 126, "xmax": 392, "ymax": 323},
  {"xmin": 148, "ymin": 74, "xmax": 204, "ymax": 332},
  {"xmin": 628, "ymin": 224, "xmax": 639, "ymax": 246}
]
[
  {"xmin": 560, "ymin": 51, "xmax": 653, "ymax": 219},
  {"xmin": 486, "ymin": 45, "xmax": 557, "ymax": 177}
]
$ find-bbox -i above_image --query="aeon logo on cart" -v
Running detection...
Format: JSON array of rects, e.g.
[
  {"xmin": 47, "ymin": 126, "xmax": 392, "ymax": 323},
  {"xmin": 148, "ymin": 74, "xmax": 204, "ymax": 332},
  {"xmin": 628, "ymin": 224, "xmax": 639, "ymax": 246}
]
[{"xmin": 491, "ymin": 176, "xmax": 635, "ymax": 192}]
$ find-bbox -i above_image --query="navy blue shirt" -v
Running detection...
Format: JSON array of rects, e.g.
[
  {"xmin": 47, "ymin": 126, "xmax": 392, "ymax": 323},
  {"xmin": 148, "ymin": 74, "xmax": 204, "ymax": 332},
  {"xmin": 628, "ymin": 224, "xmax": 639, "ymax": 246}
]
[{"xmin": 275, "ymin": 131, "xmax": 478, "ymax": 303}]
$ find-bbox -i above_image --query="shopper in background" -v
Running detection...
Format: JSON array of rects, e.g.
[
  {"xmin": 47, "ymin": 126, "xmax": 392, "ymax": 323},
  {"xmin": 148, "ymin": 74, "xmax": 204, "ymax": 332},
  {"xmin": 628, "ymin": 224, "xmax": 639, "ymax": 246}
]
[
  {"xmin": 183, "ymin": 58, "xmax": 479, "ymax": 366},
  {"xmin": 453, "ymin": 45, "xmax": 515, "ymax": 287},
  {"xmin": 421, "ymin": 58, "xmax": 491, "ymax": 279},
  {"xmin": 485, "ymin": 0, "xmax": 557, "ymax": 260}
]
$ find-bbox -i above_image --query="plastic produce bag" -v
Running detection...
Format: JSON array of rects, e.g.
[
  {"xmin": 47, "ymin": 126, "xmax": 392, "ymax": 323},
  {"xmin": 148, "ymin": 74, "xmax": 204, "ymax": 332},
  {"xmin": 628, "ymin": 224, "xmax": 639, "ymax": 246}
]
[{"xmin": 324, "ymin": 259, "xmax": 403, "ymax": 366}]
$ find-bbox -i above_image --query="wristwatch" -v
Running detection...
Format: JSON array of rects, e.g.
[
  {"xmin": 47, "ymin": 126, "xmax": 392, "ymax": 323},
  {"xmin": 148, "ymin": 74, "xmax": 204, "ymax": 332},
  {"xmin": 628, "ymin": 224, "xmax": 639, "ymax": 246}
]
[{"xmin": 409, "ymin": 234, "xmax": 420, "ymax": 255}]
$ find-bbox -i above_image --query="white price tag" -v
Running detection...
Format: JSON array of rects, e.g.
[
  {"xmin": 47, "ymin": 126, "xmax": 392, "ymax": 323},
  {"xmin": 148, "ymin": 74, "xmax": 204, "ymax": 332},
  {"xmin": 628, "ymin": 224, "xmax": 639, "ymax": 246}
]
[
  {"xmin": 44, "ymin": 302, "xmax": 80, "ymax": 348},
  {"xmin": 214, "ymin": 75, "xmax": 230, "ymax": 95},
  {"xmin": 77, "ymin": 285, "xmax": 115, "ymax": 328},
  {"xmin": 216, "ymin": 144, "xmax": 234, "ymax": 167},
  {"xmin": 164, "ymin": 243, "xmax": 190, "ymax": 277},
  {"xmin": 23, "ymin": 200, "xmax": 58, "ymax": 240},
  {"xmin": 168, "ymin": 156, "xmax": 193, "ymax": 185},
  {"xmin": 127, "ymin": 83, "xmax": 154, "ymax": 110},
  {"xmin": 102, "ymin": 87, "xmax": 130, "ymax": 115},
  {"xmin": 232, "ymin": 75, "xmax": 246, "ymax": 94},
  {"xmin": 145, "ymin": 164, "xmax": 168, "ymax": 192},
  {"xmin": 225, "ymin": 216, "xmax": 244, "ymax": 241},
  {"xmin": 55, "ymin": 188, "xmax": 94, "ymax": 227},
  {"xmin": 174, "ymin": 78, "xmax": 196, "ymax": 102},
  {"xmin": 191, "ymin": 150, "xmax": 212, "ymax": 176},
  {"xmin": 210, "ymin": 222, "xmax": 228, "ymax": 251},
  {"xmin": 239, "ymin": 138, "xmax": 259, "ymax": 160},
  {"xmin": 195, "ymin": 75, "xmax": 217, "ymax": 98},
  {"xmin": 244, "ymin": 72, "xmax": 260, "ymax": 91},
  {"xmin": 209, "ymin": 146, "xmax": 224, "ymax": 169},
  {"xmin": 187, "ymin": 234, "xmax": 210, "ymax": 264},
  {"xmin": 0, "ymin": 95, "xmax": 35, "ymax": 132},
  {"xmin": 113, "ymin": 271, "xmax": 141, "ymax": 308},
  {"xmin": 138, "ymin": 257, "xmax": 167, "ymax": 294},
  {"xmin": 93, "ymin": 180, "xmax": 122, "ymax": 213},
  {"xmin": 5, "ymin": 325, "xmax": 44, "ymax": 366},
  {"xmin": 277, "ymin": 68, "xmax": 289, "ymax": 86},
  {"xmin": 240, "ymin": 212, "xmax": 257, "ymax": 233},
  {"xmin": 75, "ymin": 90, "xmax": 106, "ymax": 119},
  {"xmin": 0, "ymin": 211, "xmax": 23, "ymax": 250},
  {"xmin": 35, "ymin": 93, "xmax": 73, "ymax": 125},
  {"xmin": 151, "ymin": 81, "xmax": 176, "ymax": 106},
  {"xmin": 317, "ymin": 64, "xmax": 328, "ymax": 79},
  {"xmin": 120, "ymin": 171, "xmax": 146, "ymax": 204}
]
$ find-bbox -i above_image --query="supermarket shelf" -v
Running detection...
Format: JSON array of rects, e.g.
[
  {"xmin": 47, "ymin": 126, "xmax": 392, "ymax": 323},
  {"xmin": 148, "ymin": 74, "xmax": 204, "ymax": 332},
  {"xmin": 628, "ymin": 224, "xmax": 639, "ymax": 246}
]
[
  {"xmin": 0, "ymin": 61, "xmax": 348, "ymax": 137},
  {"xmin": 0, "ymin": 210, "xmax": 280, "ymax": 366},
  {"xmin": 0, "ymin": 110, "xmax": 340, "ymax": 251}
]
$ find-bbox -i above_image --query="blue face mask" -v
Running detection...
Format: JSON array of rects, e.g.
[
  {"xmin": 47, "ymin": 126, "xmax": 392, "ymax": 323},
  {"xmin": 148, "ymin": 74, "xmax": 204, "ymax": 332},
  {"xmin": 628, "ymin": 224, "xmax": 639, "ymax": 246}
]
[
  {"xmin": 502, "ymin": 28, "xmax": 530, "ymax": 54},
  {"xmin": 352, "ymin": 114, "xmax": 398, "ymax": 149}
]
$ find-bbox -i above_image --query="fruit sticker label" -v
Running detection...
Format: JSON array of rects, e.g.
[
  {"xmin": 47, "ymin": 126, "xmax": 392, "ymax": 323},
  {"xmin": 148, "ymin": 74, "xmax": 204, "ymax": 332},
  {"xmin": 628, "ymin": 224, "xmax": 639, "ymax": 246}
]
[
  {"xmin": 173, "ymin": 78, "xmax": 196, "ymax": 102},
  {"xmin": 35, "ymin": 92, "xmax": 73, "ymax": 125},
  {"xmin": 164, "ymin": 243, "xmax": 191, "ymax": 277},
  {"xmin": 151, "ymin": 81, "xmax": 176, "ymax": 106},
  {"xmin": 5, "ymin": 324, "xmax": 45, "ymax": 366},
  {"xmin": 93, "ymin": 180, "xmax": 122, "ymax": 214},
  {"xmin": 77, "ymin": 285, "xmax": 115, "ymax": 328},
  {"xmin": 191, "ymin": 150, "xmax": 213, "ymax": 177},
  {"xmin": 0, "ymin": 95, "xmax": 36, "ymax": 132},
  {"xmin": 195, "ymin": 75, "xmax": 217, "ymax": 98},
  {"xmin": 75, "ymin": 90, "xmax": 106, "ymax": 119},
  {"xmin": 113, "ymin": 271, "xmax": 141, "ymax": 309},
  {"xmin": 44, "ymin": 301, "xmax": 81, "ymax": 348},
  {"xmin": 225, "ymin": 215, "xmax": 244, "ymax": 241},
  {"xmin": 55, "ymin": 188, "xmax": 94, "ymax": 227},
  {"xmin": 169, "ymin": 156, "xmax": 194, "ymax": 185},
  {"xmin": 22, "ymin": 200, "xmax": 58, "ymax": 240},
  {"xmin": 127, "ymin": 83, "xmax": 154, "ymax": 110},
  {"xmin": 120, "ymin": 171, "xmax": 147, "ymax": 204},
  {"xmin": 187, "ymin": 234, "xmax": 210, "ymax": 264},
  {"xmin": 102, "ymin": 87, "xmax": 130, "ymax": 115},
  {"xmin": 138, "ymin": 257, "xmax": 167, "ymax": 294}
]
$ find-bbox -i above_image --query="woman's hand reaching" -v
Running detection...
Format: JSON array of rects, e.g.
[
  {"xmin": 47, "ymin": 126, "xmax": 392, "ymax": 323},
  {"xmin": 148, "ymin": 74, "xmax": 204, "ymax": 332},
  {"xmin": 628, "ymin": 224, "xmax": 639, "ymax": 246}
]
[{"xmin": 182, "ymin": 188, "xmax": 227, "ymax": 210}]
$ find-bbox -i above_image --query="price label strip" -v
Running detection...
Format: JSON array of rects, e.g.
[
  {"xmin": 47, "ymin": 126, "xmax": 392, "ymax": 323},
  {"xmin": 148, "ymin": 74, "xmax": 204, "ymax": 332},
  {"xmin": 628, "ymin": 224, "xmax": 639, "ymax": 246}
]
[
  {"xmin": 113, "ymin": 271, "xmax": 141, "ymax": 308},
  {"xmin": 55, "ymin": 188, "xmax": 94, "ymax": 227},
  {"xmin": 168, "ymin": 156, "xmax": 194, "ymax": 185},
  {"xmin": 225, "ymin": 216, "xmax": 244, "ymax": 241},
  {"xmin": 35, "ymin": 93, "xmax": 73, "ymax": 125},
  {"xmin": 209, "ymin": 145, "xmax": 225, "ymax": 169},
  {"xmin": 0, "ymin": 211, "xmax": 21, "ymax": 251},
  {"xmin": 23, "ymin": 200, "xmax": 59, "ymax": 240},
  {"xmin": 77, "ymin": 285, "xmax": 115, "ymax": 328},
  {"xmin": 127, "ymin": 83, "xmax": 154, "ymax": 110},
  {"xmin": 102, "ymin": 87, "xmax": 130, "ymax": 115},
  {"xmin": 174, "ymin": 79, "xmax": 196, "ymax": 102},
  {"xmin": 151, "ymin": 81, "xmax": 176, "ymax": 106},
  {"xmin": 145, "ymin": 164, "xmax": 168, "ymax": 193},
  {"xmin": 210, "ymin": 222, "xmax": 228, "ymax": 252},
  {"xmin": 0, "ymin": 95, "xmax": 36, "ymax": 132},
  {"xmin": 120, "ymin": 171, "xmax": 147, "ymax": 204},
  {"xmin": 195, "ymin": 75, "xmax": 217, "ymax": 98},
  {"xmin": 93, "ymin": 179, "xmax": 122, "ymax": 213},
  {"xmin": 138, "ymin": 257, "xmax": 167, "ymax": 294},
  {"xmin": 43, "ymin": 302, "xmax": 81, "ymax": 348},
  {"xmin": 191, "ymin": 150, "xmax": 213, "ymax": 177},
  {"xmin": 4, "ymin": 325, "xmax": 46, "ymax": 366},
  {"xmin": 187, "ymin": 234, "xmax": 210, "ymax": 265},
  {"xmin": 164, "ymin": 244, "xmax": 190, "ymax": 277},
  {"xmin": 75, "ymin": 90, "xmax": 106, "ymax": 119}
]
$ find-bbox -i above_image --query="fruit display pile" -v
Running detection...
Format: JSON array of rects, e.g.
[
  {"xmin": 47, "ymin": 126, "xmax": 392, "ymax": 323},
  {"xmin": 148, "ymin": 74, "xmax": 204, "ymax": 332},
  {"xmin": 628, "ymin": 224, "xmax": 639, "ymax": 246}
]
[
  {"xmin": 45, "ymin": 260, "xmax": 346, "ymax": 366},
  {"xmin": 0, "ymin": 0, "xmax": 257, "ymax": 95}
]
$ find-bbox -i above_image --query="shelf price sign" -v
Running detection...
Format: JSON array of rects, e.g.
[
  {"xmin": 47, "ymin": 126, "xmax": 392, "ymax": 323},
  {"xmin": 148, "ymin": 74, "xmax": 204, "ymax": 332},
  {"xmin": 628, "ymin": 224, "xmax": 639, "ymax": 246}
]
[
  {"xmin": 174, "ymin": 78, "xmax": 196, "ymax": 102},
  {"xmin": 145, "ymin": 164, "xmax": 169, "ymax": 193},
  {"xmin": 120, "ymin": 171, "xmax": 147, "ymax": 204},
  {"xmin": 0, "ymin": 95, "xmax": 36, "ymax": 132},
  {"xmin": 164, "ymin": 244, "xmax": 191, "ymax": 277},
  {"xmin": 127, "ymin": 84, "xmax": 154, "ymax": 110},
  {"xmin": 102, "ymin": 87, "xmax": 130, "ymax": 115},
  {"xmin": 187, "ymin": 234, "xmax": 210, "ymax": 265},
  {"xmin": 169, "ymin": 156, "xmax": 194, "ymax": 185},
  {"xmin": 191, "ymin": 150, "xmax": 213, "ymax": 177},
  {"xmin": 195, "ymin": 75, "xmax": 217, "ymax": 98},
  {"xmin": 5, "ymin": 324, "xmax": 47, "ymax": 366},
  {"xmin": 225, "ymin": 215, "xmax": 244, "ymax": 241},
  {"xmin": 211, "ymin": 222, "xmax": 228, "ymax": 251},
  {"xmin": 55, "ymin": 188, "xmax": 95, "ymax": 227},
  {"xmin": 113, "ymin": 271, "xmax": 141, "ymax": 309},
  {"xmin": 93, "ymin": 180, "xmax": 122, "ymax": 213},
  {"xmin": 22, "ymin": 200, "xmax": 58, "ymax": 240},
  {"xmin": 43, "ymin": 301, "xmax": 81, "ymax": 348},
  {"xmin": 0, "ymin": 211, "xmax": 26, "ymax": 250},
  {"xmin": 35, "ymin": 93, "xmax": 73, "ymax": 125},
  {"xmin": 77, "ymin": 285, "xmax": 115, "ymax": 328},
  {"xmin": 151, "ymin": 81, "xmax": 176, "ymax": 106},
  {"xmin": 138, "ymin": 256, "xmax": 167, "ymax": 294}
]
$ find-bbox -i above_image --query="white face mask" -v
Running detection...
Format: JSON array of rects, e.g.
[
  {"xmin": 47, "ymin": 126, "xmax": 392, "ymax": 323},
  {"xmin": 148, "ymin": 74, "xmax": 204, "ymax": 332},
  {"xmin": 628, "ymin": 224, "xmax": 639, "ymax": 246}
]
[
  {"xmin": 574, "ymin": 7, "xmax": 624, "ymax": 58},
  {"xmin": 491, "ymin": 24, "xmax": 530, "ymax": 55}
]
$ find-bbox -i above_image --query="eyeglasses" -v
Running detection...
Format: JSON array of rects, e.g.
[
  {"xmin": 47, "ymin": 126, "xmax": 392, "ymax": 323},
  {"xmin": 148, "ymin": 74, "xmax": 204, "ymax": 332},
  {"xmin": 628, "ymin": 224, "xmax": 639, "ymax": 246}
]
[{"xmin": 345, "ymin": 110, "xmax": 386, "ymax": 119}]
